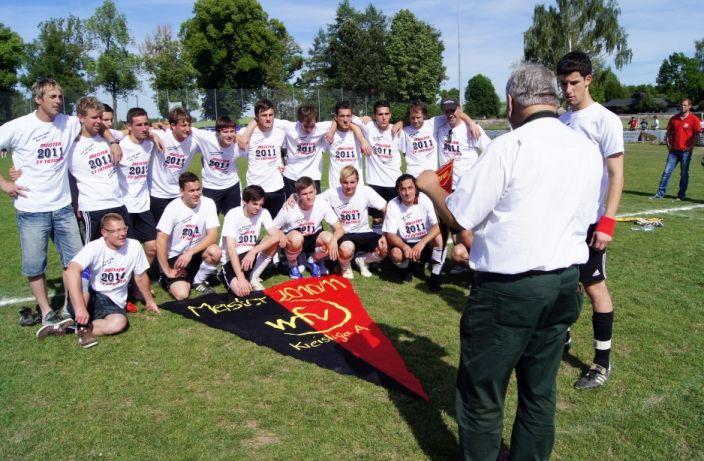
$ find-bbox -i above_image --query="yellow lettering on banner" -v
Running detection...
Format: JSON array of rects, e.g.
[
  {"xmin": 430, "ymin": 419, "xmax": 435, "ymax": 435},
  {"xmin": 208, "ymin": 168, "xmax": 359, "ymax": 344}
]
[
  {"xmin": 265, "ymin": 316, "xmax": 300, "ymax": 331},
  {"xmin": 277, "ymin": 277, "xmax": 347, "ymax": 302},
  {"xmin": 355, "ymin": 325, "xmax": 370, "ymax": 333},
  {"xmin": 185, "ymin": 296, "xmax": 268, "ymax": 317}
]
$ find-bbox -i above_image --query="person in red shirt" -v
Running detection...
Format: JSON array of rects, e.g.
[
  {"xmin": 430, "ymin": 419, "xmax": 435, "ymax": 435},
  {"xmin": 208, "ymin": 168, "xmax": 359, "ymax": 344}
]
[{"xmin": 651, "ymin": 99, "xmax": 701, "ymax": 200}]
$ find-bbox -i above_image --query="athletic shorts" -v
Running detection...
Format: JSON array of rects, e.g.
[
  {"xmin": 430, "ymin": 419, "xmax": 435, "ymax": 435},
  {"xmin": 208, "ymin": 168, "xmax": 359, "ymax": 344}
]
[
  {"xmin": 68, "ymin": 290, "xmax": 127, "ymax": 323},
  {"xmin": 283, "ymin": 176, "xmax": 321, "ymax": 197},
  {"xmin": 219, "ymin": 256, "xmax": 253, "ymax": 287},
  {"xmin": 203, "ymin": 183, "xmax": 241, "ymax": 216},
  {"xmin": 82, "ymin": 206, "xmax": 132, "ymax": 242},
  {"xmin": 263, "ymin": 188, "xmax": 286, "ymax": 221},
  {"xmin": 285, "ymin": 229, "xmax": 322, "ymax": 254},
  {"xmin": 579, "ymin": 223, "xmax": 607, "ymax": 285},
  {"xmin": 126, "ymin": 211, "xmax": 157, "ymax": 243},
  {"xmin": 368, "ymin": 184, "xmax": 395, "ymax": 219},
  {"xmin": 396, "ymin": 239, "xmax": 433, "ymax": 263},
  {"xmin": 150, "ymin": 195, "xmax": 175, "ymax": 224},
  {"xmin": 339, "ymin": 231, "xmax": 381, "ymax": 253},
  {"xmin": 160, "ymin": 252, "xmax": 203, "ymax": 289}
]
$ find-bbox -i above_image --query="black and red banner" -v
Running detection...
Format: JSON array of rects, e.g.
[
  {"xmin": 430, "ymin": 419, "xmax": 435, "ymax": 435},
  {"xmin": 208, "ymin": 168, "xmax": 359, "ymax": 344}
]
[{"xmin": 161, "ymin": 275, "xmax": 428, "ymax": 400}]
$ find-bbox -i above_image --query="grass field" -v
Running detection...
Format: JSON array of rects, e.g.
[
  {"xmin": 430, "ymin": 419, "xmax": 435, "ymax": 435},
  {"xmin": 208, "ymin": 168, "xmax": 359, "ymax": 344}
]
[{"xmin": 1, "ymin": 143, "xmax": 703, "ymax": 460}]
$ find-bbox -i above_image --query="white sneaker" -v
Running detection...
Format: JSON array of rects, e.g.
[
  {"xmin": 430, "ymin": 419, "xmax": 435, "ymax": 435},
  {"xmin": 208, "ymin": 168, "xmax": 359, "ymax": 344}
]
[
  {"xmin": 341, "ymin": 265, "xmax": 354, "ymax": 279},
  {"xmin": 250, "ymin": 277, "xmax": 264, "ymax": 291},
  {"xmin": 354, "ymin": 257, "xmax": 372, "ymax": 278}
]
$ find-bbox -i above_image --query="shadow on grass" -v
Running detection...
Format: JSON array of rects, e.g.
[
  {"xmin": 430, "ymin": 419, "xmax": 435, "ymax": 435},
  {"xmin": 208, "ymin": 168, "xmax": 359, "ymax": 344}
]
[
  {"xmin": 622, "ymin": 189, "xmax": 704, "ymax": 204},
  {"xmin": 561, "ymin": 349, "xmax": 591, "ymax": 374},
  {"xmin": 378, "ymin": 323, "xmax": 459, "ymax": 460}
]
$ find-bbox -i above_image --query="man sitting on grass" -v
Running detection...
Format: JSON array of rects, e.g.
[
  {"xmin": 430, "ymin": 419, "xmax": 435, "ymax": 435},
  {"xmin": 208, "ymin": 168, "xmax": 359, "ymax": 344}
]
[{"xmin": 62, "ymin": 213, "xmax": 159, "ymax": 348}]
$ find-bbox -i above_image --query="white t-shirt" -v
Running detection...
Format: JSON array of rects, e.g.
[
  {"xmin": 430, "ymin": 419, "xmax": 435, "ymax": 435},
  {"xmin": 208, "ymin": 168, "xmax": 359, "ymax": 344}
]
[
  {"xmin": 194, "ymin": 130, "xmax": 241, "ymax": 190},
  {"xmin": 272, "ymin": 198, "xmax": 338, "ymax": 236},
  {"xmin": 149, "ymin": 128, "xmax": 206, "ymax": 198},
  {"xmin": 320, "ymin": 185, "xmax": 386, "ymax": 234},
  {"xmin": 0, "ymin": 112, "xmax": 80, "ymax": 212},
  {"xmin": 68, "ymin": 135, "xmax": 123, "ymax": 212},
  {"xmin": 382, "ymin": 192, "xmax": 438, "ymax": 243},
  {"xmin": 245, "ymin": 126, "xmax": 286, "ymax": 192},
  {"xmin": 157, "ymin": 196, "xmax": 220, "ymax": 258},
  {"xmin": 109, "ymin": 129, "xmax": 125, "ymax": 142},
  {"xmin": 446, "ymin": 117, "xmax": 602, "ymax": 274},
  {"xmin": 436, "ymin": 121, "xmax": 492, "ymax": 189},
  {"xmin": 361, "ymin": 120, "xmax": 402, "ymax": 186},
  {"xmin": 71, "ymin": 238, "xmax": 149, "ymax": 308},
  {"xmin": 117, "ymin": 137, "xmax": 154, "ymax": 213},
  {"xmin": 560, "ymin": 102, "xmax": 625, "ymax": 219},
  {"xmin": 275, "ymin": 119, "xmax": 332, "ymax": 181},
  {"xmin": 400, "ymin": 117, "xmax": 443, "ymax": 176},
  {"xmin": 219, "ymin": 206, "xmax": 274, "ymax": 263},
  {"xmin": 323, "ymin": 130, "xmax": 363, "ymax": 189}
]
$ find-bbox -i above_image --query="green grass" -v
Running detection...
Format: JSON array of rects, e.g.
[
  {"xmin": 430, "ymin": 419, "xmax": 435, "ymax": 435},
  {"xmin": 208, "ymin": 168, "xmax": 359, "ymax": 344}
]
[{"xmin": 1, "ymin": 144, "xmax": 704, "ymax": 459}]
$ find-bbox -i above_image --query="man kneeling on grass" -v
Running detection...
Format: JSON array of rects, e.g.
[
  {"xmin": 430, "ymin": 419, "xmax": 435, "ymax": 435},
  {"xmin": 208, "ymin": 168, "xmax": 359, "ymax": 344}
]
[
  {"xmin": 219, "ymin": 185, "xmax": 284, "ymax": 296},
  {"xmin": 60, "ymin": 213, "xmax": 159, "ymax": 348}
]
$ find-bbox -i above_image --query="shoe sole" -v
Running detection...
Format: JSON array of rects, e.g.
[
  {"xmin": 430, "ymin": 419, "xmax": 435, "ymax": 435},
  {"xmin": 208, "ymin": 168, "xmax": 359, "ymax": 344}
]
[
  {"xmin": 36, "ymin": 318, "xmax": 75, "ymax": 339},
  {"xmin": 79, "ymin": 339, "xmax": 99, "ymax": 349}
]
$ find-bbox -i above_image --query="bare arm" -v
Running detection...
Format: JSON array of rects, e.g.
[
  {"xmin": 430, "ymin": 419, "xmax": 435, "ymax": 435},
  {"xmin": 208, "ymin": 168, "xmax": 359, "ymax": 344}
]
[
  {"xmin": 415, "ymin": 171, "xmax": 464, "ymax": 231},
  {"xmin": 237, "ymin": 120, "xmax": 257, "ymax": 151},
  {"xmin": 99, "ymin": 125, "xmax": 122, "ymax": 163},
  {"xmin": 458, "ymin": 111, "xmax": 481, "ymax": 139},
  {"xmin": 384, "ymin": 231, "xmax": 413, "ymax": 259},
  {"xmin": 174, "ymin": 227, "xmax": 219, "ymax": 269},
  {"xmin": 592, "ymin": 153, "xmax": 624, "ymax": 250},
  {"xmin": 134, "ymin": 271, "xmax": 159, "ymax": 313},
  {"xmin": 156, "ymin": 231, "xmax": 178, "ymax": 278},
  {"xmin": 65, "ymin": 262, "xmax": 90, "ymax": 324},
  {"xmin": 328, "ymin": 222, "xmax": 344, "ymax": 261},
  {"xmin": 349, "ymin": 123, "xmax": 372, "ymax": 156}
]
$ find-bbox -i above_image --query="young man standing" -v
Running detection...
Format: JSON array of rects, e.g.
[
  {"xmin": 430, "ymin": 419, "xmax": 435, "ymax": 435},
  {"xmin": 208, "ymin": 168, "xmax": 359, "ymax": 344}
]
[
  {"xmin": 156, "ymin": 172, "xmax": 221, "ymax": 300},
  {"xmin": 272, "ymin": 177, "xmax": 343, "ymax": 279},
  {"xmin": 197, "ymin": 116, "xmax": 243, "ymax": 215},
  {"xmin": 651, "ymin": 98, "xmax": 701, "ymax": 200},
  {"xmin": 557, "ymin": 51, "xmax": 625, "ymax": 389},
  {"xmin": 0, "ymin": 78, "xmax": 120, "ymax": 334},
  {"xmin": 64, "ymin": 213, "xmax": 159, "ymax": 348},
  {"xmin": 320, "ymin": 166, "xmax": 387, "ymax": 279},
  {"xmin": 219, "ymin": 185, "xmax": 283, "ymax": 296},
  {"xmin": 383, "ymin": 174, "xmax": 443, "ymax": 291},
  {"xmin": 323, "ymin": 101, "xmax": 368, "ymax": 189}
]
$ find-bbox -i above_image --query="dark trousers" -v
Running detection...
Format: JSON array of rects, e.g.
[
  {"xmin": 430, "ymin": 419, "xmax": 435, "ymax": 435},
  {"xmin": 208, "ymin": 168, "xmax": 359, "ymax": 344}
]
[{"xmin": 456, "ymin": 266, "xmax": 582, "ymax": 461}]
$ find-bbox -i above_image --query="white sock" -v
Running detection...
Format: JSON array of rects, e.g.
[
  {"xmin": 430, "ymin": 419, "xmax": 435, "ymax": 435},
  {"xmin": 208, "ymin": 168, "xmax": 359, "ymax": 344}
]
[
  {"xmin": 193, "ymin": 262, "xmax": 218, "ymax": 284},
  {"xmin": 431, "ymin": 247, "xmax": 446, "ymax": 275},
  {"xmin": 313, "ymin": 246, "xmax": 327, "ymax": 262},
  {"xmin": 250, "ymin": 253, "xmax": 272, "ymax": 281}
]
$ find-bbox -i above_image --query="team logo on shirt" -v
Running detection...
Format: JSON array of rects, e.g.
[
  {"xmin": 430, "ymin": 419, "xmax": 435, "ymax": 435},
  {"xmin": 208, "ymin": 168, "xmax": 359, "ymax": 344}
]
[
  {"xmin": 333, "ymin": 146, "xmax": 356, "ymax": 162},
  {"xmin": 36, "ymin": 141, "xmax": 64, "ymax": 165},
  {"xmin": 372, "ymin": 143, "xmax": 393, "ymax": 160},
  {"xmin": 296, "ymin": 142, "xmax": 316, "ymax": 156},
  {"xmin": 164, "ymin": 147, "xmax": 187, "ymax": 170},
  {"xmin": 339, "ymin": 208, "xmax": 361, "ymax": 225},
  {"xmin": 99, "ymin": 267, "xmax": 127, "ymax": 286},
  {"xmin": 296, "ymin": 220, "xmax": 317, "ymax": 236},
  {"xmin": 87, "ymin": 148, "xmax": 114, "ymax": 174},
  {"xmin": 181, "ymin": 224, "xmax": 202, "ymax": 239},
  {"xmin": 208, "ymin": 155, "xmax": 231, "ymax": 172},
  {"xmin": 254, "ymin": 144, "xmax": 278, "ymax": 160}
]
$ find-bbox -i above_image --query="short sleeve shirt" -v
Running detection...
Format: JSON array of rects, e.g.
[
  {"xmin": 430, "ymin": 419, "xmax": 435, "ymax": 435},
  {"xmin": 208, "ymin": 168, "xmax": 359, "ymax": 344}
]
[
  {"xmin": 323, "ymin": 130, "xmax": 364, "ymax": 189},
  {"xmin": 245, "ymin": 126, "xmax": 286, "ymax": 192},
  {"xmin": 275, "ymin": 119, "xmax": 332, "ymax": 181},
  {"xmin": 157, "ymin": 196, "xmax": 220, "ymax": 258},
  {"xmin": 667, "ymin": 113, "xmax": 702, "ymax": 151},
  {"xmin": 400, "ymin": 117, "xmax": 441, "ymax": 176},
  {"xmin": 319, "ymin": 185, "xmax": 386, "ymax": 234},
  {"xmin": 117, "ymin": 137, "xmax": 154, "ymax": 213},
  {"xmin": 71, "ymin": 238, "xmax": 149, "ymax": 308},
  {"xmin": 68, "ymin": 135, "xmax": 123, "ymax": 211},
  {"xmin": 436, "ymin": 121, "xmax": 492, "ymax": 189},
  {"xmin": 149, "ymin": 129, "xmax": 201, "ymax": 199},
  {"xmin": 382, "ymin": 192, "xmax": 437, "ymax": 243},
  {"xmin": 0, "ymin": 112, "xmax": 80, "ymax": 212},
  {"xmin": 219, "ymin": 206, "xmax": 274, "ymax": 262},
  {"xmin": 194, "ymin": 130, "xmax": 241, "ymax": 190},
  {"xmin": 362, "ymin": 121, "xmax": 402, "ymax": 186},
  {"xmin": 272, "ymin": 198, "xmax": 338, "ymax": 236}
]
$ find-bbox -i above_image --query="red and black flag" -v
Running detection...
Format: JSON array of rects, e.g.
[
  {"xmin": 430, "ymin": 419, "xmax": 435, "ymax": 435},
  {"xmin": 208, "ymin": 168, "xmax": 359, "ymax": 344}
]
[{"xmin": 161, "ymin": 276, "xmax": 428, "ymax": 400}]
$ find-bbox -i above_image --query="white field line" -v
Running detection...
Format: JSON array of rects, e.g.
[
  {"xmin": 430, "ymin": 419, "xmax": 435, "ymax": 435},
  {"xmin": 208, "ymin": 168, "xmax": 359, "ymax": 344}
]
[
  {"xmin": 0, "ymin": 292, "xmax": 61, "ymax": 307},
  {"xmin": 617, "ymin": 203, "xmax": 704, "ymax": 218}
]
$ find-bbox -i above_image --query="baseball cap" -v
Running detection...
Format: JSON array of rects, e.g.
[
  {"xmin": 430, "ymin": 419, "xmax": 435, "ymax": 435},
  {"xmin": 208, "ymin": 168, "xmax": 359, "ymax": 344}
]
[{"xmin": 440, "ymin": 98, "xmax": 459, "ymax": 111}]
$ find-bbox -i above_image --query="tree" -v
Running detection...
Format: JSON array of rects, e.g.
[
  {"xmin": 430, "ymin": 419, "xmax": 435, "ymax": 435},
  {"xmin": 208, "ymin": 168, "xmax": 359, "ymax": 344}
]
[
  {"xmin": 523, "ymin": 0, "xmax": 632, "ymax": 71},
  {"xmin": 656, "ymin": 52, "xmax": 704, "ymax": 105},
  {"xmin": 464, "ymin": 74, "xmax": 500, "ymax": 118},
  {"xmin": 386, "ymin": 9, "xmax": 445, "ymax": 103},
  {"xmin": 86, "ymin": 0, "xmax": 140, "ymax": 118},
  {"xmin": 298, "ymin": 28, "xmax": 329, "ymax": 88},
  {"xmin": 140, "ymin": 25, "xmax": 198, "ymax": 118},
  {"xmin": 0, "ymin": 23, "xmax": 24, "ymax": 123},
  {"xmin": 593, "ymin": 68, "xmax": 624, "ymax": 102},
  {"xmin": 21, "ymin": 16, "xmax": 94, "ymax": 115},
  {"xmin": 695, "ymin": 38, "xmax": 704, "ymax": 72}
]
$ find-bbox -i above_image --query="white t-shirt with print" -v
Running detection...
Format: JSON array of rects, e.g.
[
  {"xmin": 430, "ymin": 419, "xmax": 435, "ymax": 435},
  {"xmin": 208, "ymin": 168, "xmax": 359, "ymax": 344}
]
[
  {"xmin": 436, "ymin": 121, "xmax": 491, "ymax": 189},
  {"xmin": 382, "ymin": 192, "xmax": 438, "ymax": 243},
  {"xmin": 194, "ymin": 130, "xmax": 242, "ymax": 190},
  {"xmin": 149, "ymin": 128, "xmax": 206, "ymax": 198},
  {"xmin": 274, "ymin": 119, "xmax": 332, "ymax": 181},
  {"xmin": 71, "ymin": 238, "xmax": 149, "ymax": 308},
  {"xmin": 323, "ymin": 130, "xmax": 363, "ymax": 189},
  {"xmin": 117, "ymin": 137, "xmax": 154, "ymax": 213},
  {"xmin": 0, "ymin": 112, "xmax": 80, "ymax": 212},
  {"xmin": 399, "ymin": 117, "xmax": 443, "ymax": 176},
  {"xmin": 245, "ymin": 126, "xmax": 286, "ymax": 192},
  {"xmin": 157, "ymin": 196, "xmax": 220, "ymax": 258},
  {"xmin": 68, "ymin": 135, "xmax": 123, "ymax": 211},
  {"xmin": 320, "ymin": 185, "xmax": 386, "ymax": 234},
  {"xmin": 361, "ymin": 120, "xmax": 402, "ymax": 187},
  {"xmin": 272, "ymin": 198, "xmax": 338, "ymax": 236},
  {"xmin": 219, "ymin": 206, "xmax": 274, "ymax": 263}
]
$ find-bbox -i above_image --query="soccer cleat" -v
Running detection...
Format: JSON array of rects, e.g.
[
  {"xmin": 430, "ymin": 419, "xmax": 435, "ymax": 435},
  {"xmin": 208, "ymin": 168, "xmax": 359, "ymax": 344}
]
[
  {"xmin": 19, "ymin": 306, "xmax": 41, "ymax": 326},
  {"xmin": 250, "ymin": 277, "xmax": 265, "ymax": 291},
  {"xmin": 77, "ymin": 324, "xmax": 98, "ymax": 349},
  {"xmin": 574, "ymin": 363, "xmax": 611, "ymax": 389},
  {"xmin": 340, "ymin": 265, "xmax": 354, "ymax": 279},
  {"xmin": 649, "ymin": 194, "xmax": 663, "ymax": 200},
  {"xmin": 193, "ymin": 282, "xmax": 214, "ymax": 295},
  {"xmin": 289, "ymin": 266, "xmax": 303, "ymax": 280},
  {"xmin": 428, "ymin": 273, "xmax": 441, "ymax": 292},
  {"xmin": 309, "ymin": 261, "xmax": 322, "ymax": 277},
  {"xmin": 36, "ymin": 318, "xmax": 75, "ymax": 339},
  {"xmin": 355, "ymin": 257, "xmax": 372, "ymax": 278}
]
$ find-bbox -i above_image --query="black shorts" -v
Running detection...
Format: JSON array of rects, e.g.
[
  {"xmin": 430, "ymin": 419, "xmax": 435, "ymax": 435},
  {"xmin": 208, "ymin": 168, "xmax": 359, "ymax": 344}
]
[
  {"xmin": 286, "ymin": 229, "xmax": 322, "ymax": 254},
  {"xmin": 263, "ymin": 188, "xmax": 286, "ymax": 220},
  {"xmin": 126, "ymin": 211, "xmax": 157, "ymax": 243},
  {"xmin": 68, "ymin": 290, "xmax": 128, "ymax": 322},
  {"xmin": 579, "ymin": 223, "xmax": 607, "ymax": 285},
  {"xmin": 82, "ymin": 206, "xmax": 132, "ymax": 242},
  {"xmin": 400, "ymin": 240, "xmax": 434, "ymax": 263},
  {"xmin": 339, "ymin": 231, "xmax": 380, "ymax": 253},
  {"xmin": 219, "ymin": 256, "xmax": 253, "ymax": 287},
  {"xmin": 368, "ymin": 184, "xmax": 395, "ymax": 219},
  {"xmin": 283, "ymin": 176, "xmax": 321, "ymax": 197},
  {"xmin": 203, "ymin": 183, "xmax": 241, "ymax": 216},
  {"xmin": 150, "ymin": 195, "xmax": 175, "ymax": 224},
  {"xmin": 160, "ymin": 252, "xmax": 203, "ymax": 289}
]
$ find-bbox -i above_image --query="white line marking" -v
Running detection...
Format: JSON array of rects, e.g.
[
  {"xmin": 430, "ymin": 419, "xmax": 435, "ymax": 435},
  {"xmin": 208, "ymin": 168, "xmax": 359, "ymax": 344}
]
[
  {"xmin": 618, "ymin": 204, "xmax": 704, "ymax": 218},
  {"xmin": 0, "ymin": 292, "xmax": 62, "ymax": 307}
]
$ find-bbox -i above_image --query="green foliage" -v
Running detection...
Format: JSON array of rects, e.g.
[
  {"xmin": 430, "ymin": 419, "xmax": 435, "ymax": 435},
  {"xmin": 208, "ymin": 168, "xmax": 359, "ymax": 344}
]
[
  {"xmin": 463, "ymin": 74, "xmax": 500, "ymax": 118},
  {"xmin": 656, "ymin": 52, "xmax": 704, "ymax": 106},
  {"xmin": 297, "ymin": 28, "xmax": 329, "ymax": 88},
  {"xmin": 86, "ymin": 0, "xmax": 140, "ymax": 117},
  {"xmin": 0, "ymin": 23, "xmax": 25, "ymax": 124},
  {"xmin": 21, "ymin": 16, "xmax": 94, "ymax": 115},
  {"xmin": 595, "ymin": 68, "xmax": 625, "ymax": 102},
  {"xmin": 523, "ymin": 0, "xmax": 632, "ymax": 71},
  {"xmin": 439, "ymin": 88, "xmax": 460, "ymax": 103}
]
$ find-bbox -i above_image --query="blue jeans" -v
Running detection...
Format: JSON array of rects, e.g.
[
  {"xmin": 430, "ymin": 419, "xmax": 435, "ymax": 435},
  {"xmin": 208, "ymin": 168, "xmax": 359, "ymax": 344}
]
[
  {"xmin": 657, "ymin": 150, "xmax": 691, "ymax": 198},
  {"xmin": 16, "ymin": 204, "xmax": 83, "ymax": 277}
]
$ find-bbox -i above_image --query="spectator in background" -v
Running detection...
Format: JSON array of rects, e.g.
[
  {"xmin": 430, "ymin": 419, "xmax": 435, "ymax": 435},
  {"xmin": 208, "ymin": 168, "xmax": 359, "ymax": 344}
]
[
  {"xmin": 640, "ymin": 118, "xmax": 648, "ymax": 130},
  {"xmin": 651, "ymin": 115, "xmax": 660, "ymax": 130},
  {"xmin": 628, "ymin": 116, "xmax": 638, "ymax": 130}
]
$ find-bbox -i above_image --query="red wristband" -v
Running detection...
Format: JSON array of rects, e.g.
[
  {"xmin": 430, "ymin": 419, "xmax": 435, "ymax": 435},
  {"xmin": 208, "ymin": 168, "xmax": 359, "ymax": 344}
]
[{"xmin": 595, "ymin": 215, "xmax": 616, "ymax": 237}]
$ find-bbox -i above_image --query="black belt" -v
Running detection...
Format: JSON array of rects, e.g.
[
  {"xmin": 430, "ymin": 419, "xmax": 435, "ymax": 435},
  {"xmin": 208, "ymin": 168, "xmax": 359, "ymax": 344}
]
[{"xmin": 474, "ymin": 264, "xmax": 577, "ymax": 283}]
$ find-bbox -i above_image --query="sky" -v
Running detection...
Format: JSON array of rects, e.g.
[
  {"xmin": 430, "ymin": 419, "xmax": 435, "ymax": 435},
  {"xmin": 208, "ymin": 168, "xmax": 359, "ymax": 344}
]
[{"xmin": 3, "ymin": 0, "xmax": 703, "ymax": 119}]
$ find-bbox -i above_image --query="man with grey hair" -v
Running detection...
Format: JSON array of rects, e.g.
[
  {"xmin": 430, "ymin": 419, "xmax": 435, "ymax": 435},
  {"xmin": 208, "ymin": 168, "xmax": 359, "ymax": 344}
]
[{"xmin": 416, "ymin": 63, "xmax": 602, "ymax": 460}]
